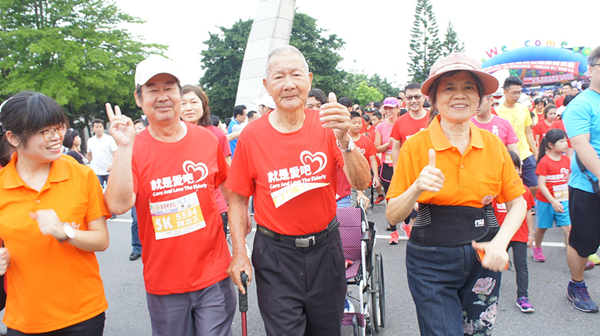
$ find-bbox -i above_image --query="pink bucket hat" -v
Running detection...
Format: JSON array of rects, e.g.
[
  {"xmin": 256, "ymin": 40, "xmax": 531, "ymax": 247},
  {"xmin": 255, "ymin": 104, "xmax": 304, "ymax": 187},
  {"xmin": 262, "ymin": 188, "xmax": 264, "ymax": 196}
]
[{"xmin": 421, "ymin": 53, "xmax": 499, "ymax": 96}]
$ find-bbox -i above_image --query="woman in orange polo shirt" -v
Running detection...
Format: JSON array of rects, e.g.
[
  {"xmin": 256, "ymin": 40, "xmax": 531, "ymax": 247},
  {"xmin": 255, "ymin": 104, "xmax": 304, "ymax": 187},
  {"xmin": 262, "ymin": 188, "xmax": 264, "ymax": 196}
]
[
  {"xmin": 0, "ymin": 91, "xmax": 110, "ymax": 335},
  {"xmin": 385, "ymin": 54, "xmax": 527, "ymax": 335}
]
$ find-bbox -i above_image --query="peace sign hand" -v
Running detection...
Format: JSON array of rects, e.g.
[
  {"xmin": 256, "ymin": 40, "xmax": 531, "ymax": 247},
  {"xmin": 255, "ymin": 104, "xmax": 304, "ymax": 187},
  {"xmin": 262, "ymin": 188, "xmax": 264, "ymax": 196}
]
[{"xmin": 106, "ymin": 103, "xmax": 135, "ymax": 147}]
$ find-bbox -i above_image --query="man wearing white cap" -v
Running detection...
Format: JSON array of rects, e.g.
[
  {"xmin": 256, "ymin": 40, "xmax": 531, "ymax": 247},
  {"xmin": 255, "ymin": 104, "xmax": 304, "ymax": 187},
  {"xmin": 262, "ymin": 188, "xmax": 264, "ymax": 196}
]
[
  {"xmin": 104, "ymin": 56, "xmax": 236, "ymax": 335},
  {"xmin": 252, "ymin": 93, "xmax": 276, "ymax": 116}
]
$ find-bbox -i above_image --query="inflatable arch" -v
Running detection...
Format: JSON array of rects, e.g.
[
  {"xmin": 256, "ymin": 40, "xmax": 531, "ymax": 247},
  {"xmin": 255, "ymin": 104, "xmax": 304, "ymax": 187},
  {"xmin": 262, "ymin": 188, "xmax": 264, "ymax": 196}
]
[{"xmin": 481, "ymin": 46, "xmax": 589, "ymax": 85}]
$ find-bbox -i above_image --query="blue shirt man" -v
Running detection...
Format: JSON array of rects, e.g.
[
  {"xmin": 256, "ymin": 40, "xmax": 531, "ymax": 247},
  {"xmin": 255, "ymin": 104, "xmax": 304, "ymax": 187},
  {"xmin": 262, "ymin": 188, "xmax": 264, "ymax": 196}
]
[
  {"xmin": 228, "ymin": 105, "xmax": 247, "ymax": 156},
  {"xmin": 562, "ymin": 46, "xmax": 600, "ymax": 314},
  {"xmin": 564, "ymin": 89, "xmax": 600, "ymax": 192}
]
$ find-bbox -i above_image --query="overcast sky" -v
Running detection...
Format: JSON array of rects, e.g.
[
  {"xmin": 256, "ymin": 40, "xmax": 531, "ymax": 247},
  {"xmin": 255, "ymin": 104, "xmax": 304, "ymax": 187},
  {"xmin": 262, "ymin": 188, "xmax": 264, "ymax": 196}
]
[{"xmin": 115, "ymin": 0, "xmax": 599, "ymax": 88}]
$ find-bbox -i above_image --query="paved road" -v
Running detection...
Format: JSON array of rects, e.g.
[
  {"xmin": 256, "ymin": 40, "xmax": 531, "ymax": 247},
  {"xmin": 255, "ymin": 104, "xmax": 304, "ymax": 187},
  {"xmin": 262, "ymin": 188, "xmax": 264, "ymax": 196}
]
[{"xmin": 93, "ymin": 203, "xmax": 600, "ymax": 336}]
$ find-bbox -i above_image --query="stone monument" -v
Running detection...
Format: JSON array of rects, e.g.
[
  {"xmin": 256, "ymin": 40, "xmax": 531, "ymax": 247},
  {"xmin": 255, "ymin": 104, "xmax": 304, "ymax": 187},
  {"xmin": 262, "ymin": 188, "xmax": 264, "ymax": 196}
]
[{"xmin": 234, "ymin": 0, "xmax": 295, "ymax": 109}]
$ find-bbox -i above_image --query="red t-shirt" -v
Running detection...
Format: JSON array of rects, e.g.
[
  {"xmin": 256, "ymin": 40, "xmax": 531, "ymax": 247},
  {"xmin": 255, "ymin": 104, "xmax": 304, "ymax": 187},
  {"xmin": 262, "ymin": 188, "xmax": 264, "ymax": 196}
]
[
  {"xmin": 364, "ymin": 128, "xmax": 381, "ymax": 166},
  {"xmin": 227, "ymin": 108, "xmax": 344, "ymax": 235},
  {"xmin": 354, "ymin": 134, "xmax": 377, "ymax": 187},
  {"xmin": 535, "ymin": 154, "xmax": 571, "ymax": 203},
  {"xmin": 354, "ymin": 134, "xmax": 377, "ymax": 160},
  {"xmin": 361, "ymin": 118, "xmax": 368, "ymax": 134},
  {"xmin": 532, "ymin": 120, "xmax": 553, "ymax": 144},
  {"xmin": 205, "ymin": 125, "xmax": 231, "ymax": 214},
  {"xmin": 493, "ymin": 186, "xmax": 534, "ymax": 243},
  {"xmin": 365, "ymin": 125, "xmax": 376, "ymax": 141},
  {"xmin": 390, "ymin": 112, "xmax": 429, "ymax": 145},
  {"xmin": 335, "ymin": 165, "xmax": 351, "ymax": 200},
  {"xmin": 555, "ymin": 96, "xmax": 565, "ymax": 108},
  {"xmin": 132, "ymin": 122, "xmax": 231, "ymax": 295},
  {"xmin": 536, "ymin": 112, "xmax": 545, "ymax": 123}
]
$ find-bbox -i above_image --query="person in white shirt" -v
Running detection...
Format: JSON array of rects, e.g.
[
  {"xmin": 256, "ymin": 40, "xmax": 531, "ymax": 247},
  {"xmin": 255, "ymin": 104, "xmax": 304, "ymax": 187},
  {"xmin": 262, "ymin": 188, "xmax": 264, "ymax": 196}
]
[{"xmin": 87, "ymin": 119, "xmax": 117, "ymax": 186}]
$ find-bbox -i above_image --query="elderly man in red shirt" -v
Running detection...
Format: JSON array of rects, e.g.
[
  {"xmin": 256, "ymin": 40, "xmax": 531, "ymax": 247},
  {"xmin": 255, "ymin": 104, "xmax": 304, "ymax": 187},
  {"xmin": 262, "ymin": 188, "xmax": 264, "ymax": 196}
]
[{"xmin": 226, "ymin": 45, "xmax": 371, "ymax": 336}]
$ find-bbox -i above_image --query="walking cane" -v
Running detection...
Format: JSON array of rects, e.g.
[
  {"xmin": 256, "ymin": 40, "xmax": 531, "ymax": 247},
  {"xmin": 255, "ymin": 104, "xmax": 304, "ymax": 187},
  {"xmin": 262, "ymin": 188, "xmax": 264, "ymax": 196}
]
[{"xmin": 239, "ymin": 271, "xmax": 249, "ymax": 336}]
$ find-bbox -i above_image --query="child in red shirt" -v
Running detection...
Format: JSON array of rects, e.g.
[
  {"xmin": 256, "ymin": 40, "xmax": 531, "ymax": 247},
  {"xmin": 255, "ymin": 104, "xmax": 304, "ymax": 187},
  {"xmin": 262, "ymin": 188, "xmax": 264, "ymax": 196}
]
[
  {"xmin": 532, "ymin": 129, "xmax": 571, "ymax": 263},
  {"xmin": 493, "ymin": 150, "xmax": 535, "ymax": 313},
  {"xmin": 349, "ymin": 112, "xmax": 379, "ymax": 207},
  {"xmin": 533, "ymin": 104, "xmax": 557, "ymax": 146}
]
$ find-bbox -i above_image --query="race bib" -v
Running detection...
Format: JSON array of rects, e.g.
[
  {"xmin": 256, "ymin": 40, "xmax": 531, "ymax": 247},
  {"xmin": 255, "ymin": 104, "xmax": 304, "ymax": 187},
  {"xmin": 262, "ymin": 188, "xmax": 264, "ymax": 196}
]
[
  {"xmin": 271, "ymin": 182, "xmax": 329, "ymax": 208},
  {"xmin": 384, "ymin": 150, "xmax": 393, "ymax": 164},
  {"xmin": 149, "ymin": 193, "xmax": 205, "ymax": 240},
  {"xmin": 553, "ymin": 184, "xmax": 569, "ymax": 202}
]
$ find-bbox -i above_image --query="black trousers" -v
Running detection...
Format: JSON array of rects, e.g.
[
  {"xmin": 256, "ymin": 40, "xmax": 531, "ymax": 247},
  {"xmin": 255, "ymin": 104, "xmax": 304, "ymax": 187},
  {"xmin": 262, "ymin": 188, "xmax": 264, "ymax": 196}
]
[
  {"xmin": 252, "ymin": 227, "xmax": 346, "ymax": 336},
  {"xmin": 379, "ymin": 164, "xmax": 393, "ymax": 197},
  {"xmin": 8, "ymin": 312, "xmax": 105, "ymax": 336},
  {"xmin": 507, "ymin": 241, "xmax": 529, "ymax": 298}
]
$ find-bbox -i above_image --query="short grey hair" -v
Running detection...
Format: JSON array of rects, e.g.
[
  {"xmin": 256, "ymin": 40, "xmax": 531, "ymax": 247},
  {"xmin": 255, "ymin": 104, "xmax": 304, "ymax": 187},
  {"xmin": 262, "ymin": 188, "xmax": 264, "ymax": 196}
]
[
  {"xmin": 265, "ymin": 45, "xmax": 309, "ymax": 78},
  {"xmin": 589, "ymin": 45, "xmax": 600, "ymax": 69}
]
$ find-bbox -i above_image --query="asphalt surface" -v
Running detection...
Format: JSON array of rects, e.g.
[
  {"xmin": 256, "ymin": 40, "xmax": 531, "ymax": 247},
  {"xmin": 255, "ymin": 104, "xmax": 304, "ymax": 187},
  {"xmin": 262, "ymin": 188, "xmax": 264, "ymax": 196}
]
[{"xmin": 13, "ymin": 203, "xmax": 598, "ymax": 335}]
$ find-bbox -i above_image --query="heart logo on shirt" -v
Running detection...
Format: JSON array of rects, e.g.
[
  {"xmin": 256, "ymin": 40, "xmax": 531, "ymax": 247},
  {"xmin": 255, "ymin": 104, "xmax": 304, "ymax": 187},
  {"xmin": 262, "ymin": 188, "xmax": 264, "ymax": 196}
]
[
  {"xmin": 182, "ymin": 160, "xmax": 209, "ymax": 183},
  {"xmin": 299, "ymin": 151, "xmax": 328, "ymax": 176}
]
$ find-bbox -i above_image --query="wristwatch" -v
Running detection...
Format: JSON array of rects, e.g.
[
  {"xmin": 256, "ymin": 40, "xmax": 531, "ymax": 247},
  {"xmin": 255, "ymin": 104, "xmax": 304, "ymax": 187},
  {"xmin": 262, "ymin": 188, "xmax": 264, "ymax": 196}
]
[
  {"xmin": 337, "ymin": 138, "xmax": 355, "ymax": 153},
  {"xmin": 62, "ymin": 224, "xmax": 76, "ymax": 240}
]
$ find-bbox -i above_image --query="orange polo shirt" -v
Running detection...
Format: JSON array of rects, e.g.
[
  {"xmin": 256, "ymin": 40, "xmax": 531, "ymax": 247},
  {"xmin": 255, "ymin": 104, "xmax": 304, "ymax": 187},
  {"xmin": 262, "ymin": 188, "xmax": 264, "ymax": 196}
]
[
  {"xmin": 387, "ymin": 116, "xmax": 524, "ymax": 207},
  {"xmin": 0, "ymin": 154, "xmax": 110, "ymax": 333}
]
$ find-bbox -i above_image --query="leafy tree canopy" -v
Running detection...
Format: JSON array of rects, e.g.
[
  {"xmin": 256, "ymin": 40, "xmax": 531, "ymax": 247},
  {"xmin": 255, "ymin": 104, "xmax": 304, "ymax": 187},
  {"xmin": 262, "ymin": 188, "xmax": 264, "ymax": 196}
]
[
  {"xmin": 0, "ymin": 0, "xmax": 166, "ymax": 128},
  {"xmin": 353, "ymin": 81, "xmax": 383, "ymax": 106}
]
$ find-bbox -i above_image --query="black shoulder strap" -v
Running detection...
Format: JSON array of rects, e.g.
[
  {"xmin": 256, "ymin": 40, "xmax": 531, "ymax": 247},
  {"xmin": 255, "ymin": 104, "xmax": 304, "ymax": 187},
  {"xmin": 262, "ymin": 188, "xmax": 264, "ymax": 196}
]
[
  {"xmin": 576, "ymin": 154, "xmax": 588, "ymax": 173},
  {"xmin": 576, "ymin": 154, "xmax": 597, "ymax": 184}
]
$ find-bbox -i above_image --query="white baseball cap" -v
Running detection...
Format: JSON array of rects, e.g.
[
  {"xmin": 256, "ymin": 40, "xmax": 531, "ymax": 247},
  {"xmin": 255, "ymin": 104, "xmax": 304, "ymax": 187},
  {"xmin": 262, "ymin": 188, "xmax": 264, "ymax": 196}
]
[
  {"xmin": 135, "ymin": 56, "xmax": 181, "ymax": 87},
  {"xmin": 251, "ymin": 94, "xmax": 276, "ymax": 110}
]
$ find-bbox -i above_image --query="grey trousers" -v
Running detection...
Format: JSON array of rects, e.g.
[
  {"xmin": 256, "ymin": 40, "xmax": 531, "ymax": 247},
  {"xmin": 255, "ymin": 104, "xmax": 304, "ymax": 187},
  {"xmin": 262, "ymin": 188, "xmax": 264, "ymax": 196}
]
[{"xmin": 146, "ymin": 277, "xmax": 236, "ymax": 336}]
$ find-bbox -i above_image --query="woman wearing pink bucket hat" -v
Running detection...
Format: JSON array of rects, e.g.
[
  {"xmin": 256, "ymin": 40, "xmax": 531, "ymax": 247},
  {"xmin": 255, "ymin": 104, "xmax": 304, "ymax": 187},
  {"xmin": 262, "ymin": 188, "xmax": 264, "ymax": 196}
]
[{"xmin": 385, "ymin": 53, "xmax": 527, "ymax": 335}]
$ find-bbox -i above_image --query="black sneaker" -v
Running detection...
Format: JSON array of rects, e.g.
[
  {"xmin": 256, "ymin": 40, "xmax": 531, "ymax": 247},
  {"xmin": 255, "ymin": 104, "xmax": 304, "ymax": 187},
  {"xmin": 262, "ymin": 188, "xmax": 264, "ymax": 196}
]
[
  {"xmin": 129, "ymin": 252, "xmax": 141, "ymax": 261},
  {"xmin": 567, "ymin": 281, "xmax": 599, "ymax": 313}
]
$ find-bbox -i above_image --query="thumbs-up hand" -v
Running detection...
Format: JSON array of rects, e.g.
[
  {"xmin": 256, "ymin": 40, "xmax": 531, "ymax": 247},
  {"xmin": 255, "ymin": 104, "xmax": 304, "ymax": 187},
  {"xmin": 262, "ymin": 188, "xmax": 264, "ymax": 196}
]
[
  {"xmin": 320, "ymin": 92, "xmax": 351, "ymax": 143},
  {"xmin": 0, "ymin": 248, "xmax": 10, "ymax": 275},
  {"xmin": 415, "ymin": 149, "xmax": 445, "ymax": 193}
]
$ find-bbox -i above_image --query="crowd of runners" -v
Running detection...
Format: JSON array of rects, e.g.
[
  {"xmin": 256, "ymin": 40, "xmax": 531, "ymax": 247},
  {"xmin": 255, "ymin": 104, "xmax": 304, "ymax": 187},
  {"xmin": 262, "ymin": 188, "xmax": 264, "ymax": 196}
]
[{"xmin": 0, "ymin": 44, "xmax": 599, "ymax": 336}]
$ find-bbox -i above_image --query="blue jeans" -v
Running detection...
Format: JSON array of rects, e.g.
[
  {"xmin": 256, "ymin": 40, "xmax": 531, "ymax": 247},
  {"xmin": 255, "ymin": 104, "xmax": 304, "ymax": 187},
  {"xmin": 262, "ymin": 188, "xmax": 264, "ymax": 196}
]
[
  {"xmin": 336, "ymin": 195, "xmax": 351, "ymax": 208},
  {"xmin": 406, "ymin": 242, "xmax": 502, "ymax": 336},
  {"xmin": 131, "ymin": 206, "xmax": 141, "ymax": 254},
  {"xmin": 96, "ymin": 174, "xmax": 109, "ymax": 188}
]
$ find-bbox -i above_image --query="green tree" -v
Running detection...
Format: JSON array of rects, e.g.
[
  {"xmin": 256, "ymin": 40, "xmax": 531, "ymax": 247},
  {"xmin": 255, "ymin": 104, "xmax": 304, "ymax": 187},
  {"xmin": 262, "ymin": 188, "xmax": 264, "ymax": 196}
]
[
  {"xmin": 440, "ymin": 21, "xmax": 465, "ymax": 57},
  {"xmin": 200, "ymin": 18, "xmax": 252, "ymax": 119},
  {"xmin": 408, "ymin": 0, "xmax": 441, "ymax": 84},
  {"xmin": 353, "ymin": 81, "xmax": 383, "ymax": 106},
  {"xmin": 200, "ymin": 12, "xmax": 347, "ymax": 118},
  {"xmin": 289, "ymin": 13, "xmax": 347, "ymax": 98},
  {"xmin": 367, "ymin": 74, "xmax": 399, "ymax": 99},
  {"xmin": 0, "ymin": 0, "xmax": 165, "ymax": 128}
]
